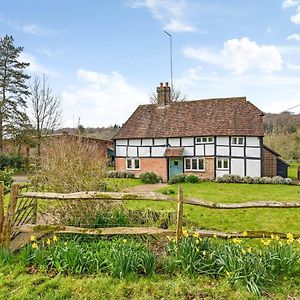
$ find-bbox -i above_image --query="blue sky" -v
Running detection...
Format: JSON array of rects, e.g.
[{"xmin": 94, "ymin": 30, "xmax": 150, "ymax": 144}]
[{"xmin": 1, "ymin": 0, "xmax": 300, "ymax": 127}]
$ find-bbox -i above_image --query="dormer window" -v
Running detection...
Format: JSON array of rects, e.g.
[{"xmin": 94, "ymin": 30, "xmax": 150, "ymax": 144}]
[
  {"xmin": 232, "ymin": 137, "xmax": 244, "ymax": 146},
  {"xmin": 196, "ymin": 136, "xmax": 214, "ymax": 144}
]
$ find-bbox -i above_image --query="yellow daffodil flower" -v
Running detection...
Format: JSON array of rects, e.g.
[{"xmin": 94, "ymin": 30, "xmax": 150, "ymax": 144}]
[
  {"xmin": 32, "ymin": 242, "xmax": 38, "ymax": 249},
  {"xmin": 53, "ymin": 235, "xmax": 58, "ymax": 242},
  {"xmin": 242, "ymin": 231, "xmax": 248, "ymax": 237},
  {"xmin": 30, "ymin": 235, "xmax": 36, "ymax": 242},
  {"xmin": 261, "ymin": 239, "xmax": 271, "ymax": 246},
  {"xmin": 46, "ymin": 239, "xmax": 51, "ymax": 246},
  {"xmin": 232, "ymin": 238, "xmax": 242, "ymax": 245}
]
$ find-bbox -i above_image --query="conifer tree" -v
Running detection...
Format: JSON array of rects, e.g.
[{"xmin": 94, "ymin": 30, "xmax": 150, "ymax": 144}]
[{"xmin": 0, "ymin": 35, "xmax": 30, "ymax": 152}]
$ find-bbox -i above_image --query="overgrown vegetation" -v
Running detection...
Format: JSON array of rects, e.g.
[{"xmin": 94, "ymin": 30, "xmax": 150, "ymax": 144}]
[
  {"xmin": 4, "ymin": 233, "xmax": 300, "ymax": 296},
  {"xmin": 30, "ymin": 138, "xmax": 107, "ymax": 193},
  {"xmin": 170, "ymin": 173, "xmax": 201, "ymax": 184},
  {"xmin": 107, "ymin": 170, "xmax": 135, "ymax": 178},
  {"xmin": 0, "ymin": 153, "xmax": 29, "ymax": 171},
  {"xmin": 0, "ymin": 168, "xmax": 14, "ymax": 193}
]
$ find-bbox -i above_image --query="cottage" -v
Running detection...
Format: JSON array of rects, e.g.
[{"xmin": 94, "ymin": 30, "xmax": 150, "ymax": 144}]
[{"xmin": 113, "ymin": 82, "xmax": 287, "ymax": 181}]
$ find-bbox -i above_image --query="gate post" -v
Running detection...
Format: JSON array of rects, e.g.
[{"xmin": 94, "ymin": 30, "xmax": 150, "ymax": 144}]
[
  {"xmin": 176, "ymin": 186, "xmax": 184, "ymax": 243},
  {"xmin": 1, "ymin": 184, "xmax": 20, "ymax": 249},
  {"xmin": 0, "ymin": 182, "xmax": 4, "ymax": 246}
]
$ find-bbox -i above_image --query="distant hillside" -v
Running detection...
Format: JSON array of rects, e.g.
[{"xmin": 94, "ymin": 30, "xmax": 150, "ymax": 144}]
[{"xmin": 263, "ymin": 112, "xmax": 300, "ymax": 161}]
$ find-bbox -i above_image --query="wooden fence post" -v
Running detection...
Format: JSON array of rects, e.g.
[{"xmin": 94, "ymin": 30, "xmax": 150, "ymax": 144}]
[
  {"xmin": 176, "ymin": 186, "xmax": 184, "ymax": 243},
  {"xmin": 0, "ymin": 182, "xmax": 4, "ymax": 246},
  {"xmin": 1, "ymin": 184, "xmax": 20, "ymax": 249}
]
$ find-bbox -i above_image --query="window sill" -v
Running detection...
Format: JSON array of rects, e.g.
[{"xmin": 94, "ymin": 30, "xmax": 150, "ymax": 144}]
[{"xmin": 185, "ymin": 169, "xmax": 205, "ymax": 172}]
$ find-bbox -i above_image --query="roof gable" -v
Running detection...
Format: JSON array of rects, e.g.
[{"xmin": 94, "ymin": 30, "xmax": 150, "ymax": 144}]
[{"xmin": 114, "ymin": 97, "xmax": 264, "ymax": 139}]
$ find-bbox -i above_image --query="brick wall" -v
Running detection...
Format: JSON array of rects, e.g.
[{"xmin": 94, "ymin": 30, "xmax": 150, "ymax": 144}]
[
  {"xmin": 115, "ymin": 157, "xmax": 168, "ymax": 181},
  {"xmin": 263, "ymin": 147, "xmax": 277, "ymax": 177},
  {"xmin": 184, "ymin": 157, "xmax": 215, "ymax": 180}
]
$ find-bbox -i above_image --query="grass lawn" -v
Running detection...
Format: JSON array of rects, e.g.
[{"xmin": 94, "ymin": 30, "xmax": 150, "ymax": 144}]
[
  {"xmin": 105, "ymin": 178, "xmax": 143, "ymax": 192},
  {"xmin": 1, "ymin": 263, "xmax": 300, "ymax": 300},
  {"xmin": 289, "ymin": 162, "xmax": 299, "ymax": 179},
  {"xmin": 127, "ymin": 182, "xmax": 300, "ymax": 234}
]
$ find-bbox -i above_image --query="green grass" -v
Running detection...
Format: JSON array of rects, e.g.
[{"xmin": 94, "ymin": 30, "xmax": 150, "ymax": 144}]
[
  {"xmin": 288, "ymin": 162, "xmax": 299, "ymax": 179},
  {"xmin": 3, "ymin": 264, "xmax": 297, "ymax": 300},
  {"xmin": 126, "ymin": 182, "xmax": 300, "ymax": 233},
  {"xmin": 105, "ymin": 178, "xmax": 143, "ymax": 192}
]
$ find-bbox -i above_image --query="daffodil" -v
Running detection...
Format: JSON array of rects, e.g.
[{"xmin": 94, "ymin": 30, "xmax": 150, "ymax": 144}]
[
  {"xmin": 232, "ymin": 238, "xmax": 242, "ymax": 245},
  {"xmin": 53, "ymin": 235, "xmax": 58, "ymax": 242},
  {"xmin": 122, "ymin": 239, "xmax": 127, "ymax": 243},
  {"xmin": 195, "ymin": 239, "xmax": 200, "ymax": 245},
  {"xmin": 64, "ymin": 242, "xmax": 68, "ymax": 246},
  {"xmin": 30, "ymin": 235, "xmax": 36, "ymax": 242},
  {"xmin": 192, "ymin": 232, "xmax": 200, "ymax": 238},
  {"xmin": 241, "ymin": 249, "xmax": 246, "ymax": 255},
  {"xmin": 247, "ymin": 247, "xmax": 252, "ymax": 254},
  {"xmin": 46, "ymin": 239, "xmax": 51, "ymax": 246},
  {"xmin": 242, "ymin": 231, "xmax": 248, "ymax": 237},
  {"xmin": 182, "ymin": 229, "xmax": 189, "ymax": 237},
  {"xmin": 261, "ymin": 239, "xmax": 271, "ymax": 246},
  {"xmin": 213, "ymin": 234, "xmax": 217, "ymax": 239},
  {"xmin": 202, "ymin": 250, "xmax": 207, "ymax": 256},
  {"xmin": 32, "ymin": 242, "xmax": 38, "ymax": 249},
  {"xmin": 287, "ymin": 233, "xmax": 294, "ymax": 240}
]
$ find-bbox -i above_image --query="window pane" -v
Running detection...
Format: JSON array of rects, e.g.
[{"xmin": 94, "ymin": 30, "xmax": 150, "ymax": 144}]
[
  {"xmin": 238, "ymin": 137, "xmax": 244, "ymax": 145},
  {"xmin": 232, "ymin": 137, "xmax": 237, "ymax": 144},
  {"xmin": 192, "ymin": 159, "xmax": 198, "ymax": 170},
  {"xmin": 127, "ymin": 159, "xmax": 132, "ymax": 169},
  {"xmin": 185, "ymin": 159, "xmax": 191, "ymax": 169},
  {"xmin": 134, "ymin": 159, "xmax": 140, "ymax": 169},
  {"xmin": 196, "ymin": 138, "xmax": 201, "ymax": 143},
  {"xmin": 198, "ymin": 159, "xmax": 204, "ymax": 170},
  {"xmin": 223, "ymin": 159, "xmax": 228, "ymax": 169},
  {"xmin": 208, "ymin": 137, "xmax": 213, "ymax": 142},
  {"xmin": 202, "ymin": 137, "xmax": 207, "ymax": 143},
  {"xmin": 217, "ymin": 159, "xmax": 222, "ymax": 169}
]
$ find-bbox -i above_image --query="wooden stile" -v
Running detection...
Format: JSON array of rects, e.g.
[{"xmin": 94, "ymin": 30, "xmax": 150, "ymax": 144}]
[{"xmin": 176, "ymin": 186, "xmax": 184, "ymax": 243}]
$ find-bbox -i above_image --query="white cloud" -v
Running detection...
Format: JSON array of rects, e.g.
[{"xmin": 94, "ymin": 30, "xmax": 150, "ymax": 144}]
[
  {"xmin": 287, "ymin": 33, "xmax": 300, "ymax": 40},
  {"xmin": 0, "ymin": 16, "xmax": 57, "ymax": 35},
  {"xmin": 61, "ymin": 69, "xmax": 148, "ymax": 127},
  {"xmin": 291, "ymin": 6, "xmax": 300, "ymax": 24},
  {"xmin": 282, "ymin": 0, "xmax": 299, "ymax": 9},
  {"xmin": 19, "ymin": 52, "xmax": 54, "ymax": 76},
  {"xmin": 128, "ymin": 0, "xmax": 196, "ymax": 32},
  {"xmin": 184, "ymin": 37, "xmax": 283, "ymax": 75}
]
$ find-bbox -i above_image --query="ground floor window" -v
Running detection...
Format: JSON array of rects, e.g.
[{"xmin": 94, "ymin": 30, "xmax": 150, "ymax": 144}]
[
  {"xmin": 126, "ymin": 158, "xmax": 140, "ymax": 170},
  {"xmin": 217, "ymin": 158, "xmax": 229, "ymax": 170},
  {"xmin": 184, "ymin": 157, "xmax": 205, "ymax": 171}
]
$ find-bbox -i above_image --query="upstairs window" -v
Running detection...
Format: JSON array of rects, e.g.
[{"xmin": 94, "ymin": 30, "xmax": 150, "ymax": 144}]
[
  {"xmin": 196, "ymin": 136, "xmax": 214, "ymax": 144},
  {"xmin": 126, "ymin": 158, "xmax": 140, "ymax": 170},
  {"xmin": 217, "ymin": 158, "xmax": 229, "ymax": 170},
  {"xmin": 231, "ymin": 137, "xmax": 244, "ymax": 146},
  {"xmin": 185, "ymin": 158, "xmax": 205, "ymax": 171}
]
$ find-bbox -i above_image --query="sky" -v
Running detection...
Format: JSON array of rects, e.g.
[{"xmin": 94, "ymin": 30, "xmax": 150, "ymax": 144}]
[{"xmin": 1, "ymin": 0, "xmax": 300, "ymax": 127}]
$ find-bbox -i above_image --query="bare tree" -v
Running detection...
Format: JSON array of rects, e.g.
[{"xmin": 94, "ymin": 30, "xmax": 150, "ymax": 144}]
[
  {"xmin": 29, "ymin": 74, "xmax": 62, "ymax": 160},
  {"xmin": 150, "ymin": 86, "xmax": 187, "ymax": 104}
]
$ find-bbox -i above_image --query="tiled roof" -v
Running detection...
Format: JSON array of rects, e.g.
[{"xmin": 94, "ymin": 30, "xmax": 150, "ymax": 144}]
[
  {"xmin": 164, "ymin": 147, "xmax": 184, "ymax": 157},
  {"xmin": 113, "ymin": 97, "xmax": 264, "ymax": 139}
]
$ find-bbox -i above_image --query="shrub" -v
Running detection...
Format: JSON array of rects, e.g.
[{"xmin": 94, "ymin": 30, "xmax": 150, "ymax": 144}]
[
  {"xmin": 186, "ymin": 174, "xmax": 200, "ymax": 183},
  {"xmin": 0, "ymin": 154, "xmax": 29, "ymax": 171},
  {"xmin": 30, "ymin": 138, "xmax": 107, "ymax": 193},
  {"xmin": 107, "ymin": 170, "xmax": 135, "ymax": 178},
  {"xmin": 162, "ymin": 189, "xmax": 175, "ymax": 195},
  {"xmin": 0, "ymin": 168, "xmax": 14, "ymax": 193},
  {"xmin": 242, "ymin": 176, "xmax": 253, "ymax": 184},
  {"xmin": 271, "ymin": 176, "xmax": 285, "ymax": 184},
  {"xmin": 259, "ymin": 177, "xmax": 273, "ymax": 184},
  {"xmin": 170, "ymin": 173, "xmax": 186, "ymax": 184},
  {"xmin": 140, "ymin": 172, "xmax": 161, "ymax": 184}
]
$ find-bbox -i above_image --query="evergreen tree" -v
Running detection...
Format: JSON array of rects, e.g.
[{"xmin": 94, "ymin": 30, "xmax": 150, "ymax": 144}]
[{"xmin": 0, "ymin": 35, "xmax": 30, "ymax": 152}]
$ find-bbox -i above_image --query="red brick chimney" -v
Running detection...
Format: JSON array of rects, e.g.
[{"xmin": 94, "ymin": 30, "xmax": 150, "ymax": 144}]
[{"xmin": 157, "ymin": 82, "xmax": 171, "ymax": 106}]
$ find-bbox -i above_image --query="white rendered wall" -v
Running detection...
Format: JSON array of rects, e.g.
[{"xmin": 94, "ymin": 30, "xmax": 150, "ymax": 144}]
[
  {"xmin": 246, "ymin": 148, "xmax": 261, "ymax": 158},
  {"xmin": 168, "ymin": 138, "xmax": 180, "ymax": 146},
  {"xmin": 151, "ymin": 147, "xmax": 166, "ymax": 157},
  {"xmin": 216, "ymin": 136, "xmax": 229, "ymax": 145},
  {"xmin": 216, "ymin": 146, "xmax": 229, "ymax": 156},
  {"xmin": 181, "ymin": 137, "xmax": 194, "ymax": 146},
  {"xmin": 183, "ymin": 147, "xmax": 194, "ymax": 156},
  {"xmin": 246, "ymin": 137, "xmax": 260, "ymax": 147},
  {"xmin": 205, "ymin": 144, "xmax": 215, "ymax": 155},
  {"xmin": 139, "ymin": 147, "xmax": 150, "ymax": 157},
  {"xmin": 231, "ymin": 159, "xmax": 245, "ymax": 176},
  {"xmin": 231, "ymin": 147, "xmax": 244, "ymax": 157},
  {"xmin": 116, "ymin": 146, "xmax": 126, "ymax": 156},
  {"xmin": 128, "ymin": 139, "xmax": 141, "ymax": 146},
  {"xmin": 246, "ymin": 159, "xmax": 261, "ymax": 177},
  {"xmin": 116, "ymin": 139, "xmax": 127, "ymax": 146},
  {"xmin": 195, "ymin": 145, "xmax": 204, "ymax": 156},
  {"xmin": 142, "ymin": 138, "xmax": 153, "ymax": 146}
]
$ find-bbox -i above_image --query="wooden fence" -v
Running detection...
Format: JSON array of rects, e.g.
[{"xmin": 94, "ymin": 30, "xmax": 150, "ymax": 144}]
[{"xmin": 1, "ymin": 182, "xmax": 300, "ymax": 250}]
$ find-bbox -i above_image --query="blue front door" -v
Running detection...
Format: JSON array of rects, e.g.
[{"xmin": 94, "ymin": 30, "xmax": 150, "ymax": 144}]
[{"xmin": 169, "ymin": 158, "xmax": 183, "ymax": 180}]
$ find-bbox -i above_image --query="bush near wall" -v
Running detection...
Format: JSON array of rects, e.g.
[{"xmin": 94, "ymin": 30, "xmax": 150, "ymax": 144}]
[
  {"xmin": 140, "ymin": 172, "xmax": 162, "ymax": 184},
  {"xmin": 170, "ymin": 174, "xmax": 201, "ymax": 184},
  {"xmin": 215, "ymin": 174, "xmax": 292, "ymax": 185},
  {"xmin": 107, "ymin": 171, "xmax": 135, "ymax": 178},
  {"xmin": 0, "ymin": 154, "xmax": 29, "ymax": 171}
]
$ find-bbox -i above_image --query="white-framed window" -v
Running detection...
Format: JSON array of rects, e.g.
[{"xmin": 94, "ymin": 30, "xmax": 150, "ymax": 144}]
[
  {"xmin": 184, "ymin": 157, "xmax": 205, "ymax": 171},
  {"xmin": 196, "ymin": 136, "xmax": 214, "ymax": 144},
  {"xmin": 231, "ymin": 137, "xmax": 244, "ymax": 145},
  {"xmin": 126, "ymin": 158, "xmax": 140, "ymax": 170},
  {"xmin": 217, "ymin": 158, "xmax": 229, "ymax": 170}
]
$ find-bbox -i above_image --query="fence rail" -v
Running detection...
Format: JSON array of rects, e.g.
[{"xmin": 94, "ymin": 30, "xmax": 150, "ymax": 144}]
[{"xmin": 1, "ymin": 182, "xmax": 300, "ymax": 250}]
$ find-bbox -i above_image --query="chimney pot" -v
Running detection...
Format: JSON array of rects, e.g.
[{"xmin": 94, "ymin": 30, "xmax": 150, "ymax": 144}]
[
  {"xmin": 160, "ymin": 82, "xmax": 163, "ymax": 87},
  {"xmin": 165, "ymin": 82, "xmax": 169, "ymax": 87}
]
